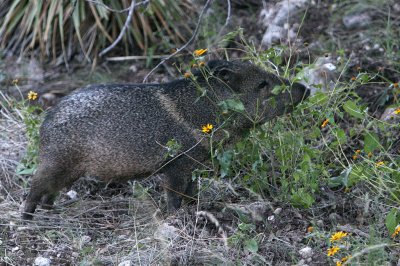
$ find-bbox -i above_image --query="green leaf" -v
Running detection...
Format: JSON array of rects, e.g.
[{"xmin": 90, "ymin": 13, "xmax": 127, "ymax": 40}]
[
  {"xmin": 238, "ymin": 223, "xmax": 255, "ymax": 232},
  {"xmin": 329, "ymin": 167, "xmax": 352, "ymax": 187},
  {"xmin": 217, "ymin": 150, "xmax": 233, "ymax": 178},
  {"xmin": 290, "ymin": 190, "xmax": 315, "ymax": 208},
  {"xmin": 16, "ymin": 168, "xmax": 35, "ymax": 175},
  {"xmin": 218, "ymin": 99, "xmax": 245, "ymax": 113},
  {"xmin": 308, "ymin": 92, "xmax": 328, "ymax": 105},
  {"xmin": 386, "ymin": 208, "xmax": 400, "ymax": 234},
  {"xmin": 343, "ymin": 100, "xmax": 364, "ymax": 119},
  {"xmin": 272, "ymin": 85, "xmax": 284, "ymax": 95},
  {"xmin": 334, "ymin": 128, "xmax": 347, "ymax": 145},
  {"xmin": 364, "ymin": 131, "xmax": 380, "ymax": 153},
  {"xmin": 244, "ymin": 238, "xmax": 258, "ymax": 253}
]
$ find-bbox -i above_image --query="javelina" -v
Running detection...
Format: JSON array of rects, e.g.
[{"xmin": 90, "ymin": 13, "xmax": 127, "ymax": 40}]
[{"xmin": 22, "ymin": 60, "xmax": 308, "ymax": 219}]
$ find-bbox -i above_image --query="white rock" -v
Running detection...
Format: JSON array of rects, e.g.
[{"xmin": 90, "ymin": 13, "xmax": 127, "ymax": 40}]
[
  {"xmin": 324, "ymin": 63, "xmax": 336, "ymax": 71},
  {"xmin": 118, "ymin": 260, "xmax": 131, "ymax": 266},
  {"xmin": 273, "ymin": 208, "xmax": 282, "ymax": 215},
  {"xmin": 154, "ymin": 223, "xmax": 178, "ymax": 241},
  {"xmin": 380, "ymin": 107, "xmax": 400, "ymax": 122},
  {"xmin": 260, "ymin": 0, "xmax": 308, "ymax": 46},
  {"xmin": 267, "ymin": 215, "xmax": 275, "ymax": 221},
  {"xmin": 82, "ymin": 235, "xmax": 91, "ymax": 243},
  {"xmin": 66, "ymin": 190, "xmax": 78, "ymax": 199},
  {"xmin": 34, "ymin": 256, "xmax": 51, "ymax": 266},
  {"xmin": 129, "ymin": 65, "xmax": 138, "ymax": 73},
  {"xmin": 343, "ymin": 13, "xmax": 371, "ymax": 29},
  {"xmin": 297, "ymin": 56, "xmax": 337, "ymax": 95},
  {"xmin": 299, "ymin": 246, "xmax": 313, "ymax": 259}
]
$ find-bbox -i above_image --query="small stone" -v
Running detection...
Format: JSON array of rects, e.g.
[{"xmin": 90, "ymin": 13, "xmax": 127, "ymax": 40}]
[
  {"xmin": 273, "ymin": 208, "xmax": 282, "ymax": 215},
  {"xmin": 34, "ymin": 256, "xmax": 51, "ymax": 266},
  {"xmin": 154, "ymin": 223, "xmax": 178, "ymax": 240},
  {"xmin": 380, "ymin": 107, "xmax": 400, "ymax": 122},
  {"xmin": 316, "ymin": 220, "xmax": 324, "ymax": 227},
  {"xmin": 323, "ymin": 63, "xmax": 336, "ymax": 71},
  {"xmin": 267, "ymin": 215, "xmax": 275, "ymax": 221},
  {"xmin": 129, "ymin": 65, "xmax": 138, "ymax": 73},
  {"xmin": 118, "ymin": 261, "xmax": 131, "ymax": 266},
  {"xmin": 343, "ymin": 13, "xmax": 371, "ymax": 29},
  {"xmin": 296, "ymin": 258, "xmax": 307, "ymax": 266},
  {"xmin": 66, "ymin": 190, "xmax": 78, "ymax": 199},
  {"xmin": 299, "ymin": 246, "xmax": 313, "ymax": 259},
  {"xmin": 82, "ymin": 235, "xmax": 91, "ymax": 243}
]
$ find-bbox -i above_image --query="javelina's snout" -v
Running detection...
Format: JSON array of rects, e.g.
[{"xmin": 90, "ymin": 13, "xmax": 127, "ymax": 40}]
[
  {"xmin": 291, "ymin": 82, "xmax": 310, "ymax": 102},
  {"xmin": 22, "ymin": 59, "xmax": 309, "ymax": 220},
  {"xmin": 259, "ymin": 81, "xmax": 309, "ymax": 121}
]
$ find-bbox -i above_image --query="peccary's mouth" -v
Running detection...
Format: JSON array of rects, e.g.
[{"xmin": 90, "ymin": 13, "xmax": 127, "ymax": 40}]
[
  {"xmin": 292, "ymin": 82, "xmax": 310, "ymax": 101},
  {"xmin": 258, "ymin": 82, "xmax": 309, "ymax": 122}
]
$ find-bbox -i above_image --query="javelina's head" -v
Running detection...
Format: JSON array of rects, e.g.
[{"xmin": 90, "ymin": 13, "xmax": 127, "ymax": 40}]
[{"xmin": 203, "ymin": 60, "xmax": 309, "ymax": 125}]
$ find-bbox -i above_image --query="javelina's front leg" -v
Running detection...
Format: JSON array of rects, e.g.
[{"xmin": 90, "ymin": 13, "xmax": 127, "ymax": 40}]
[{"xmin": 162, "ymin": 156, "xmax": 196, "ymax": 212}]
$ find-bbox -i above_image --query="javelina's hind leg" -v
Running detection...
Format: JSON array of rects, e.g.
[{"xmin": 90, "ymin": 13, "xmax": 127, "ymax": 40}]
[
  {"xmin": 22, "ymin": 167, "xmax": 74, "ymax": 220},
  {"xmin": 23, "ymin": 187, "xmax": 44, "ymax": 220}
]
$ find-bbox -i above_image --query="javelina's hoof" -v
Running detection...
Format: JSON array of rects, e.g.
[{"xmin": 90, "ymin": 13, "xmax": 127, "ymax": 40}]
[{"xmin": 21, "ymin": 212, "xmax": 34, "ymax": 220}]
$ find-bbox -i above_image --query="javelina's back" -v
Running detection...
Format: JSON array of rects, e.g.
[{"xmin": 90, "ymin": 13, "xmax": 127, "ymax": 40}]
[{"xmin": 23, "ymin": 60, "xmax": 308, "ymax": 219}]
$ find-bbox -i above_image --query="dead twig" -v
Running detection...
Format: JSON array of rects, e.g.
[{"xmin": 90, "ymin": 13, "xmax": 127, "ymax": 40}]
[{"xmin": 98, "ymin": 0, "xmax": 137, "ymax": 57}]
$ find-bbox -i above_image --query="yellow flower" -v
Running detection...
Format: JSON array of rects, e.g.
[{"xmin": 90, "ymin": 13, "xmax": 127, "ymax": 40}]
[
  {"xmin": 352, "ymin": 155, "xmax": 358, "ymax": 160},
  {"xmin": 394, "ymin": 108, "xmax": 400, "ymax": 115},
  {"xmin": 194, "ymin": 48, "xmax": 208, "ymax": 57},
  {"xmin": 307, "ymin": 226, "xmax": 314, "ymax": 233},
  {"xmin": 199, "ymin": 61, "xmax": 206, "ymax": 67},
  {"xmin": 330, "ymin": 231, "xmax": 348, "ymax": 242},
  {"xmin": 327, "ymin": 246, "xmax": 340, "ymax": 257},
  {"xmin": 321, "ymin": 119, "xmax": 329, "ymax": 128},
  {"xmin": 192, "ymin": 63, "xmax": 198, "ymax": 68},
  {"xmin": 375, "ymin": 161, "xmax": 384, "ymax": 167},
  {"xmin": 184, "ymin": 72, "xmax": 192, "ymax": 79},
  {"xmin": 391, "ymin": 225, "xmax": 400, "ymax": 238},
  {"xmin": 12, "ymin": 79, "xmax": 19, "ymax": 85},
  {"xmin": 27, "ymin": 91, "xmax": 38, "ymax": 100},
  {"xmin": 355, "ymin": 149, "xmax": 361, "ymax": 154},
  {"xmin": 351, "ymin": 76, "xmax": 356, "ymax": 81},
  {"xmin": 394, "ymin": 83, "xmax": 399, "ymax": 88},
  {"xmin": 367, "ymin": 152, "xmax": 372, "ymax": 158},
  {"xmin": 201, "ymin": 123, "xmax": 213, "ymax": 133},
  {"xmin": 336, "ymin": 261, "xmax": 342, "ymax": 266},
  {"xmin": 341, "ymin": 255, "xmax": 351, "ymax": 262}
]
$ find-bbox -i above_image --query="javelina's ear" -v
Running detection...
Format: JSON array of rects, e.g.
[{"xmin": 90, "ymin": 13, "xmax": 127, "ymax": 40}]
[{"xmin": 211, "ymin": 65, "xmax": 242, "ymax": 91}]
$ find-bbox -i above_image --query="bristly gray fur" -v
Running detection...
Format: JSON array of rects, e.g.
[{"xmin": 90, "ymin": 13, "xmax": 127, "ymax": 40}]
[{"xmin": 22, "ymin": 60, "xmax": 309, "ymax": 220}]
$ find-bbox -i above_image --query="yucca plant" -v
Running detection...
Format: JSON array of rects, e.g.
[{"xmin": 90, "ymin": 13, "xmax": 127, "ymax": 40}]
[{"xmin": 0, "ymin": 0, "xmax": 196, "ymax": 64}]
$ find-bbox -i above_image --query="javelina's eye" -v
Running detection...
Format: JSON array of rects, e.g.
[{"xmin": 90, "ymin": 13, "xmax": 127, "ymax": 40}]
[
  {"xmin": 218, "ymin": 69, "xmax": 231, "ymax": 82},
  {"xmin": 257, "ymin": 81, "xmax": 269, "ymax": 90}
]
